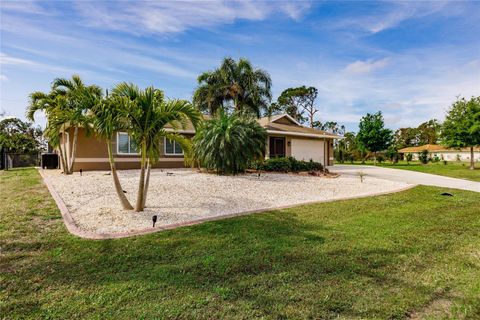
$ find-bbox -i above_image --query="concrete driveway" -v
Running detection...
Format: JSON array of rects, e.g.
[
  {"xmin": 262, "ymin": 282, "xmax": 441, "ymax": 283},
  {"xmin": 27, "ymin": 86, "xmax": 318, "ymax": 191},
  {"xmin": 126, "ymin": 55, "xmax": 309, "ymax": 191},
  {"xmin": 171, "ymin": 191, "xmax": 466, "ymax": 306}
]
[{"xmin": 328, "ymin": 165, "xmax": 480, "ymax": 193}]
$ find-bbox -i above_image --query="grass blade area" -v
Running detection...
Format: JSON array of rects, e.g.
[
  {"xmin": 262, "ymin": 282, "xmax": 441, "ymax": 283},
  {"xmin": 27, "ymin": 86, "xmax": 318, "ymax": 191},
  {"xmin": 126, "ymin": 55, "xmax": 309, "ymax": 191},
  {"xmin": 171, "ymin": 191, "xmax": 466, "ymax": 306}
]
[
  {"xmin": 344, "ymin": 161, "xmax": 480, "ymax": 182},
  {"xmin": 1, "ymin": 168, "xmax": 480, "ymax": 319}
]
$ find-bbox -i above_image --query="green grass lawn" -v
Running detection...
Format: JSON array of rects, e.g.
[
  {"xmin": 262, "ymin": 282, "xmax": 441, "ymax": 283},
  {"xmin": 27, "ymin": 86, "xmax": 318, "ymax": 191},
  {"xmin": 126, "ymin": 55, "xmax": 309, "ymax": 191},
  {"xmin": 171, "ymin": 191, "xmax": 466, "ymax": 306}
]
[
  {"xmin": 343, "ymin": 160, "xmax": 480, "ymax": 182},
  {"xmin": 1, "ymin": 168, "xmax": 480, "ymax": 319}
]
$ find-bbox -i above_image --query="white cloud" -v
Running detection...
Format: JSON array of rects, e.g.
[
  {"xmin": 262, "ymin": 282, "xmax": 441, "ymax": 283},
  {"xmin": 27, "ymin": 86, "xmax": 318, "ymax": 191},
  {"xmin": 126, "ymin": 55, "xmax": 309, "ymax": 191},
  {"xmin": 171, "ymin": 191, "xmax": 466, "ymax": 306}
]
[
  {"xmin": 344, "ymin": 58, "xmax": 389, "ymax": 74},
  {"xmin": 326, "ymin": 1, "xmax": 454, "ymax": 34},
  {"xmin": 74, "ymin": 0, "xmax": 311, "ymax": 34},
  {"xmin": 0, "ymin": 52, "xmax": 76, "ymax": 74},
  {"xmin": 268, "ymin": 46, "xmax": 480, "ymax": 131},
  {"xmin": 0, "ymin": 53, "xmax": 35, "ymax": 66},
  {"xmin": 279, "ymin": 1, "xmax": 312, "ymax": 20},
  {"xmin": 0, "ymin": 1, "xmax": 49, "ymax": 15}
]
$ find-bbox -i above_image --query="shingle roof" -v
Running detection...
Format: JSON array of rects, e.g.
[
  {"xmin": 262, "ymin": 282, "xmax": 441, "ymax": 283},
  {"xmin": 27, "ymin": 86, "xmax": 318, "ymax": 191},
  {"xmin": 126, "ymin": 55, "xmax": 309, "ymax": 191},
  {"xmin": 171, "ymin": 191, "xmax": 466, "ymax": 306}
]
[
  {"xmin": 144, "ymin": 113, "xmax": 341, "ymax": 139},
  {"xmin": 257, "ymin": 114, "xmax": 341, "ymax": 138}
]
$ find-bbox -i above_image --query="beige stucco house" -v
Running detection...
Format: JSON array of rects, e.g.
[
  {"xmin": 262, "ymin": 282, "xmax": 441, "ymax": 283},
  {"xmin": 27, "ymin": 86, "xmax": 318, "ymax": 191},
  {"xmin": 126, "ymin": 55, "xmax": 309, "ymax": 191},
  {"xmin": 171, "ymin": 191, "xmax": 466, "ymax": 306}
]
[
  {"xmin": 398, "ymin": 144, "xmax": 480, "ymax": 162},
  {"xmin": 58, "ymin": 114, "xmax": 340, "ymax": 171}
]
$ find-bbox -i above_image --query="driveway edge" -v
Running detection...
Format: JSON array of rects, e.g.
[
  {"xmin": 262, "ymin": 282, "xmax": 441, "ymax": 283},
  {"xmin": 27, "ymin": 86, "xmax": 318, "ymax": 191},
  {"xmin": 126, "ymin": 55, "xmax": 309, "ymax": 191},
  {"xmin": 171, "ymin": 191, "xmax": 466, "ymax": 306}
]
[{"xmin": 38, "ymin": 168, "xmax": 416, "ymax": 240}]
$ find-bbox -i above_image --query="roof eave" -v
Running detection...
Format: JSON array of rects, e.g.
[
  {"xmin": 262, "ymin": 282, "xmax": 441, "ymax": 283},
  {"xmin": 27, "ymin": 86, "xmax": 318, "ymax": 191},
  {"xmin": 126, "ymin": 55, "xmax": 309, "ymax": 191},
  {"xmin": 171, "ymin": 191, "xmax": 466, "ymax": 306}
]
[{"xmin": 266, "ymin": 129, "xmax": 340, "ymax": 139}]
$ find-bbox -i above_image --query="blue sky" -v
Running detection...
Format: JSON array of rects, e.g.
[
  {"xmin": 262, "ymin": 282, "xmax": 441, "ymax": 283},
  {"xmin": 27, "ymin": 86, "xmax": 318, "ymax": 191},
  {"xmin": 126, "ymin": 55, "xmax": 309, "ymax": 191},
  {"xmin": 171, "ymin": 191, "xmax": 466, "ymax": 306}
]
[{"xmin": 1, "ymin": 0, "xmax": 479, "ymax": 131}]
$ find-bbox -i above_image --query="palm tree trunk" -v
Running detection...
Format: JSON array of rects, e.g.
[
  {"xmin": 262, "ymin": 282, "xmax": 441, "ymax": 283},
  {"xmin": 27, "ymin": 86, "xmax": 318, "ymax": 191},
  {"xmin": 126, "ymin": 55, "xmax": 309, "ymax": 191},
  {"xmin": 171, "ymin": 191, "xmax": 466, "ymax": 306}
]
[
  {"xmin": 107, "ymin": 140, "xmax": 133, "ymax": 210},
  {"xmin": 142, "ymin": 159, "xmax": 151, "ymax": 209},
  {"xmin": 61, "ymin": 126, "xmax": 70, "ymax": 174},
  {"xmin": 57, "ymin": 148, "xmax": 63, "ymax": 170},
  {"xmin": 58, "ymin": 144, "xmax": 67, "ymax": 173},
  {"xmin": 135, "ymin": 141, "xmax": 147, "ymax": 212},
  {"xmin": 373, "ymin": 151, "xmax": 377, "ymax": 166},
  {"xmin": 470, "ymin": 146, "xmax": 475, "ymax": 170},
  {"xmin": 68, "ymin": 126, "xmax": 79, "ymax": 173}
]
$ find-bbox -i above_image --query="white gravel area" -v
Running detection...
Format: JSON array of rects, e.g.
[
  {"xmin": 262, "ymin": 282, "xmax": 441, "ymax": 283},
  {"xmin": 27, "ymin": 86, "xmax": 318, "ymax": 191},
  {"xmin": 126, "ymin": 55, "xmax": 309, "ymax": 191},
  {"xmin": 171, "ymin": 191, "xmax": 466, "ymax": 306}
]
[{"xmin": 42, "ymin": 168, "xmax": 412, "ymax": 234}]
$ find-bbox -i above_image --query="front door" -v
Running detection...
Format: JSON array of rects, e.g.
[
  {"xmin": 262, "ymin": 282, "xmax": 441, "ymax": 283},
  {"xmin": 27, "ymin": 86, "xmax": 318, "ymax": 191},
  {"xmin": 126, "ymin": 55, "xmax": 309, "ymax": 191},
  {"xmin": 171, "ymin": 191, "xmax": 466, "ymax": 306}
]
[{"xmin": 269, "ymin": 137, "xmax": 286, "ymax": 158}]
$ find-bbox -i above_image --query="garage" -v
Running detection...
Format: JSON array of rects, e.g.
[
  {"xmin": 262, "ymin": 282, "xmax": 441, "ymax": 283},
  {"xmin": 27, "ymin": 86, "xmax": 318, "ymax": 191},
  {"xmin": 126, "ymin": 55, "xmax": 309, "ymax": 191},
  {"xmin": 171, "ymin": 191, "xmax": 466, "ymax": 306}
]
[{"xmin": 291, "ymin": 139, "xmax": 325, "ymax": 165}]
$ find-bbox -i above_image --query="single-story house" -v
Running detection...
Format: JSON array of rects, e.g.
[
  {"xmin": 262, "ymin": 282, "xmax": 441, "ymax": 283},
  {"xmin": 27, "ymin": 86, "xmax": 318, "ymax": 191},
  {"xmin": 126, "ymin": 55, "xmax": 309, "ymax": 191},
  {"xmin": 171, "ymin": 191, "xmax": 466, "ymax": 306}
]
[
  {"xmin": 57, "ymin": 114, "xmax": 340, "ymax": 171},
  {"xmin": 398, "ymin": 144, "xmax": 480, "ymax": 162}
]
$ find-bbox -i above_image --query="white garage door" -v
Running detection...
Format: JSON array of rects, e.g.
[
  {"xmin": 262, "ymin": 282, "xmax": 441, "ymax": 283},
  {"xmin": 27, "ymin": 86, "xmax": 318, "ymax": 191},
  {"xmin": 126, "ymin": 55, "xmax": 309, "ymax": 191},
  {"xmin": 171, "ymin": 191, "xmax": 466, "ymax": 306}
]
[{"xmin": 291, "ymin": 139, "xmax": 325, "ymax": 165}]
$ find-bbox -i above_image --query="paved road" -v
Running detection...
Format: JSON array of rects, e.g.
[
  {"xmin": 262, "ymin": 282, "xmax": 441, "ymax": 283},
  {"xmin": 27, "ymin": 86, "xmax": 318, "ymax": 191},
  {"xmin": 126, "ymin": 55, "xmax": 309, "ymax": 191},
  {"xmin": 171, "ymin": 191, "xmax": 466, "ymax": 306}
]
[{"xmin": 328, "ymin": 165, "xmax": 480, "ymax": 193}]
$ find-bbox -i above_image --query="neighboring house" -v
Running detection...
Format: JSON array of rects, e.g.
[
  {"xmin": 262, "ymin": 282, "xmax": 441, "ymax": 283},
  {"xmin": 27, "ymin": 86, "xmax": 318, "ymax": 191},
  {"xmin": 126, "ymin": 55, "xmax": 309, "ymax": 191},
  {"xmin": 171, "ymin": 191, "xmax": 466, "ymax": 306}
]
[
  {"xmin": 398, "ymin": 144, "xmax": 480, "ymax": 162},
  {"xmin": 58, "ymin": 114, "xmax": 340, "ymax": 171}
]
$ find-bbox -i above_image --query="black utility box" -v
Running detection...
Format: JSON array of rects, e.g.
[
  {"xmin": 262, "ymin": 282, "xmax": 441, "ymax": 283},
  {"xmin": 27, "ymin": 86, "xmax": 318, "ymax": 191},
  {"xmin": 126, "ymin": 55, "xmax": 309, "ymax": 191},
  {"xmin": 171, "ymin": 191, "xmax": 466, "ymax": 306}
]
[{"xmin": 41, "ymin": 153, "xmax": 59, "ymax": 169}]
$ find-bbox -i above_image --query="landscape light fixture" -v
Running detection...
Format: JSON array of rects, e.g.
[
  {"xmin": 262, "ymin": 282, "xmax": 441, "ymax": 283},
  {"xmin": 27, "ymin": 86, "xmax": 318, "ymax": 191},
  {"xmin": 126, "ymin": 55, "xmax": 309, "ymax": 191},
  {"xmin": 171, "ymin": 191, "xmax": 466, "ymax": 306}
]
[
  {"xmin": 79, "ymin": 169, "xmax": 82, "ymax": 176},
  {"xmin": 152, "ymin": 215, "xmax": 158, "ymax": 227}
]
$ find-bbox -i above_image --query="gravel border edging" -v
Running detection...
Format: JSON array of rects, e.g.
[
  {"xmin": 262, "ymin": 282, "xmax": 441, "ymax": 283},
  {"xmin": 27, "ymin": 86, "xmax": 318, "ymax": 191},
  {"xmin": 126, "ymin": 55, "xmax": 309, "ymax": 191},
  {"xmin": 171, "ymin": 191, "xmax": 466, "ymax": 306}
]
[{"xmin": 38, "ymin": 168, "xmax": 416, "ymax": 240}]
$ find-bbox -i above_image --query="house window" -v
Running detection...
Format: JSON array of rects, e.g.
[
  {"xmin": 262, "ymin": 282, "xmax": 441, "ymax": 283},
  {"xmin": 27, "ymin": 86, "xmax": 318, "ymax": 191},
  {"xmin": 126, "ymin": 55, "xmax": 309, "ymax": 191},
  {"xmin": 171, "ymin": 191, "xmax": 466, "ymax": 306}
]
[
  {"xmin": 117, "ymin": 132, "xmax": 139, "ymax": 154},
  {"xmin": 164, "ymin": 138, "xmax": 183, "ymax": 155}
]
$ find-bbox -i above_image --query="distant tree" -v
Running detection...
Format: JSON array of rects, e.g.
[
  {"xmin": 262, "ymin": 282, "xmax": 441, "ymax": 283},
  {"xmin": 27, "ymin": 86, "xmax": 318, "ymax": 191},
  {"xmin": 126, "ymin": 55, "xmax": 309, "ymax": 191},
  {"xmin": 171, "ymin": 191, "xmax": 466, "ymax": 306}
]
[
  {"xmin": 0, "ymin": 118, "xmax": 44, "ymax": 154},
  {"xmin": 336, "ymin": 131, "xmax": 357, "ymax": 163},
  {"xmin": 357, "ymin": 112, "xmax": 393, "ymax": 165},
  {"xmin": 394, "ymin": 127, "xmax": 419, "ymax": 149},
  {"xmin": 395, "ymin": 119, "xmax": 440, "ymax": 149},
  {"xmin": 417, "ymin": 119, "xmax": 441, "ymax": 145},
  {"xmin": 385, "ymin": 146, "xmax": 398, "ymax": 164},
  {"xmin": 313, "ymin": 121, "xmax": 345, "ymax": 135},
  {"xmin": 193, "ymin": 57, "xmax": 272, "ymax": 117},
  {"xmin": 442, "ymin": 96, "xmax": 480, "ymax": 170},
  {"xmin": 272, "ymin": 86, "xmax": 318, "ymax": 126}
]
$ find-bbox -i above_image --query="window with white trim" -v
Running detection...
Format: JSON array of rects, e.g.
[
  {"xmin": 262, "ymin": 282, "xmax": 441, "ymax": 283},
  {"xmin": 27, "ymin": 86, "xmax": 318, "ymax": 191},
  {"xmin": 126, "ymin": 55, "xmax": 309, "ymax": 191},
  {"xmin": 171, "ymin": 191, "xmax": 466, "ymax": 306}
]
[
  {"xmin": 117, "ymin": 132, "xmax": 139, "ymax": 154},
  {"xmin": 164, "ymin": 138, "xmax": 183, "ymax": 155}
]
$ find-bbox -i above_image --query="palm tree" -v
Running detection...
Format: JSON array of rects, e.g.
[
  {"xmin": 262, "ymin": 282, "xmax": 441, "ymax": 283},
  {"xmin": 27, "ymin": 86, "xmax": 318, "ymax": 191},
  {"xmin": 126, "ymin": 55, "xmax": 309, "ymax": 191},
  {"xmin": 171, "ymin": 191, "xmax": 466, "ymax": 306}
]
[
  {"xmin": 91, "ymin": 94, "xmax": 134, "ymax": 210},
  {"xmin": 27, "ymin": 90, "xmax": 70, "ymax": 172},
  {"xmin": 193, "ymin": 111, "xmax": 267, "ymax": 175},
  {"xmin": 112, "ymin": 83, "xmax": 202, "ymax": 212},
  {"xmin": 52, "ymin": 75, "xmax": 102, "ymax": 174},
  {"xmin": 193, "ymin": 57, "xmax": 272, "ymax": 117}
]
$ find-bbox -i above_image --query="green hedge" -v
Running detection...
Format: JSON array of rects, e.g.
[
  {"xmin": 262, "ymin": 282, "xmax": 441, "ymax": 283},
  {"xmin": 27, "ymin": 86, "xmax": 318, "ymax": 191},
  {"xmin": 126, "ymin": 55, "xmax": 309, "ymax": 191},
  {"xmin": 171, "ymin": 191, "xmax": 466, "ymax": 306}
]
[{"xmin": 251, "ymin": 157, "xmax": 323, "ymax": 172}]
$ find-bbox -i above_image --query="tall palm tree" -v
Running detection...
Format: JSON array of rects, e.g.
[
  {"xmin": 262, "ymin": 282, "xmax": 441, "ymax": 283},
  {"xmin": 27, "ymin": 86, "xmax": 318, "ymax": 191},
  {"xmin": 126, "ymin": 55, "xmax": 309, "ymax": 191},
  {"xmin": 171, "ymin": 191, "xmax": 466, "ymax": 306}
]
[
  {"xmin": 27, "ymin": 91, "xmax": 70, "ymax": 172},
  {"xmin": 193, "ymin": 57, "xmax": 272, "ymax": 117},
  {"xmin": 112, "ymin": 83, "xmax": 202, "ymax": 212},
  {"xmin": 52, "ymin": 75, "xmax": 102, "ymax": 174},
  {"xmin": 91, "ymin": 94, "xmax": 134, "ymax": 210}
]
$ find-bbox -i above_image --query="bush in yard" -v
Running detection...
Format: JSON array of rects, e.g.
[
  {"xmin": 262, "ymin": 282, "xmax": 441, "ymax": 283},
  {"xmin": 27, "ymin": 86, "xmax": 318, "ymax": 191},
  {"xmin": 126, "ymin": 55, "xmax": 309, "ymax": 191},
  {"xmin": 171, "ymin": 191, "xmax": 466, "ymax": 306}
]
[
  {"xmin": 193, "ymin": 111, "xmax": 267, "ymax": 175},
  {"xmin": 406, "ymin": 153, "xmax": 413, "ymax": 164},
  {"xmin": 255, "ymin": 157, "xmax": 323, "ymax": 172},
  {"xmin": 260, "ymin": 157, "xmax": 292, "ymax": 172},
  {"xmin": 385, "ymin": 147, "xmax": 398, "ymax": 164},
  {"xmin": 418, "ymin": 150, "xmax": 429, "ymax": 164}
]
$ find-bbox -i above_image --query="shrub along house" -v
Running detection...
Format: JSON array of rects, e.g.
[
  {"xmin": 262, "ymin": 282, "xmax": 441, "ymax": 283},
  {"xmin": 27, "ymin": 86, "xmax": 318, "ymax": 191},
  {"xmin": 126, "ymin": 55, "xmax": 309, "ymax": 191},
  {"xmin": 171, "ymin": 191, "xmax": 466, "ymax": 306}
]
[{"xmin": 58, "ymin": 114, "xmax": 340, "ymax": 171}]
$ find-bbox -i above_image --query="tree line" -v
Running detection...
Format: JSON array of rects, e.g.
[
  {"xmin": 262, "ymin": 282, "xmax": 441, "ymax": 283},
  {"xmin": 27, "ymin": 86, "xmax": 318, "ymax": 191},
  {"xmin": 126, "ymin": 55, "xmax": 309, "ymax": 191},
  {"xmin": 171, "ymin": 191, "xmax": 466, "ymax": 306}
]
[{"xmin": 335, "ymin": 96, "xmax": 480, "ymax": 170}]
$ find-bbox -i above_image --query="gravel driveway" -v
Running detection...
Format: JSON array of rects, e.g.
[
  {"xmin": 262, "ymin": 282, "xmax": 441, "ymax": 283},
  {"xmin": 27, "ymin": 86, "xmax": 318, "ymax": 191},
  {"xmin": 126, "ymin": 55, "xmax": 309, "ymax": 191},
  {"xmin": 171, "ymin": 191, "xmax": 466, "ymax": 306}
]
[
  {"xmin": 42, "ymin": 169, "xmax": 411, "ymax": 235},
  {"xmin": 328, "ymin": 165, "xmax": 480, "ymax": 192}
]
